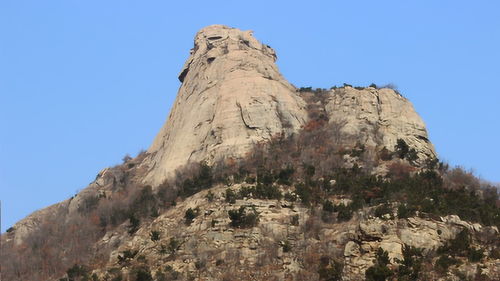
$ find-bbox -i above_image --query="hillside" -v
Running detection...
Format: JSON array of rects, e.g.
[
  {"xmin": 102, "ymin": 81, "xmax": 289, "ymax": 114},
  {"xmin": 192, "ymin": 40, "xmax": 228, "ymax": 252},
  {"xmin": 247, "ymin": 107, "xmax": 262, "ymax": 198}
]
[{"xmin": 1, "ymin": 25, "xmax": 499, "ymax": 281}]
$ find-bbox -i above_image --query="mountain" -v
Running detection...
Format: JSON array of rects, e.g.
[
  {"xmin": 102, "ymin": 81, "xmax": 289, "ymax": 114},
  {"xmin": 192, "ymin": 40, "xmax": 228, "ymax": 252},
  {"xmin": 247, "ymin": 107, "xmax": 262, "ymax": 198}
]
[
  {"xmin": 1, "ymin": 25, "xmax": 499, "ymax": 281},
  {"xmin": 144, "ymin": 24, "xmax": 435, "ymax": 186}
]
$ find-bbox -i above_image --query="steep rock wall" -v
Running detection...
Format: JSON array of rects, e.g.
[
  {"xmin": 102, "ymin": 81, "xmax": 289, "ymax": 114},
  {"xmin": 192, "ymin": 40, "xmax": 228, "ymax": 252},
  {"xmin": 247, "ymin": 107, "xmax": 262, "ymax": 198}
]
[
  {"xmin": 325, "ymin": 86, "xmax": 436, "ymax": 163},
  {"xmin": 143, "ymin": 25, "xmax": 308, "ymax": 186}
]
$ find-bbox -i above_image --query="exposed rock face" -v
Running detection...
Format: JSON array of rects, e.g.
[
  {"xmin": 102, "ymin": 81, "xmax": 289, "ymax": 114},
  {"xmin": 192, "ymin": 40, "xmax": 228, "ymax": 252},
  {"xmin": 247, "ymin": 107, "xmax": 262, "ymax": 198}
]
[
  {"xmin": 90, "ymin": 184, "xmax": 499, "ymax": 281},
  {"xmin": 144, "ymin": 25, "xmax": 308, "ymax": 186},
  {"xmin": 325, "ymin": 86, "xmax": 436, "ymax": 163}
]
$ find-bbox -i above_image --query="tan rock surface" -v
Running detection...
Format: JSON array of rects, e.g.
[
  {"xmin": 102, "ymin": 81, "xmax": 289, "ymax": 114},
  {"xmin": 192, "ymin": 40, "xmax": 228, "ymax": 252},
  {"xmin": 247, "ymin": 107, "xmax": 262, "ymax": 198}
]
[
  {"xmin": 325, "ymin": 86, "xmax": 436, "ymax": 163},
  {"xmin": 143, "ymin": 25, "xmax": 308, "ymax": 186}
]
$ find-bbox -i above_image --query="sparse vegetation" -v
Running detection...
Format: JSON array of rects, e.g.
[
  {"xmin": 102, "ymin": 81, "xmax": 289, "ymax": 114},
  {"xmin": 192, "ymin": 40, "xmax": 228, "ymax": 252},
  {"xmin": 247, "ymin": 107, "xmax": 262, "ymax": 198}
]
[
  {"xmin": 468, "ymin": 247, "xmax": 484, "ymax": 262},
  {"xmin": 2, "ymin": 84, "xmax": 499, "ymax": 281},
  {"xmin": 335, "ymin": 203, "xmax": 355, "ymax": 222},
  {"xmin": 205, "ymin": 190, "xmax": 215, "ymax": 202},
  {"xmin": 435, "ymin": 229, "xmax": 484, "ymax": 265},
  {"xmin": 237, "ymin": 183, "xmax": 282, "ymax": 200},
  {"xmin": 78, "ymin": 195, "xmax": 101, "ymax": 214},
  {"xmin": 365, "ymin": 248, "xmax": 393, "ymax": 281},
  {"xmin": 128, "ymin": 214, "xmax": 140, "ymax": 234},
  {"xmin": 64, "ymin": 264, "xmax": 90, "ymax": 281},
  {"xmin": 374, "ymin": 203, "xmax": 393, "ymax": 219},
  {"xmin": 184, "ymin": 207, "xmax": 199, "ymax": 225},
  {"xmin": 298, "ymin": 86, "xmax": 312, "ymax": 92},
  {"xmin": 167, "ymin": 238, "xmax": 181, "ymax": 255},
  {"xmin": 282, "ymin": 240, "xmax": 292, "ymax": 252},
  {"xmin": 318, "ymin": 256, "xmax": 343, "ymax": 281},
  {"xmin": 228, "ymin": 206, "xmax": 259, "ymax": 228},
  {"xmin": 397, "ymin": 203, "xmax": 416, "ymax": 219},
  {"xmin": 225, "ymin": 188, "xmax": 236, "ymax": 204},
  {"xmin": 177, "ymin": 162, "xmax": 212, "ymax": 198},
  {"xmin": 322, "ymin": 200, "xmax": 335, "ymax": 213},
  {"xmin": 122, "ymin": 154, "xmax": 132, "ymax": 163},
  {"xmin": 435, "ymin": 255, "xmax": 460, "ymax": 273},
  {"xmin": 133, "ymin": 266, "xmax": 153, "ymax": 281},
  {"xmin": 396, "ymin": 245, "xmax": 423, "ymax": 281},
  {"xmin": 155, "ymin": 265, "xmax": 180, "ymax": 281},
  {"xmin": 150, "ymin": 230, "xmax": 160, "ymax": 241},
  {"xmin": 395, "ymin": 139, "xmax": 418, "ymax": 163},
  {"xmin": 4, "ymin": 134, "xmax": 498, "ymax": 281},
  {"xmin": 117, "ymin": 249, "xmax": 138, "ymax": 266}
]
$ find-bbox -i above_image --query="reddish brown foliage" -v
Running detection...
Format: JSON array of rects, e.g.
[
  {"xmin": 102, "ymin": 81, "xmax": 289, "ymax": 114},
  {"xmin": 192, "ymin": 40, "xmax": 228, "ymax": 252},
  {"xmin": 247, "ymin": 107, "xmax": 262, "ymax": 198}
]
[{"xmin": 387, "ymin": 161, "xmax": 416, "ymax": 180}]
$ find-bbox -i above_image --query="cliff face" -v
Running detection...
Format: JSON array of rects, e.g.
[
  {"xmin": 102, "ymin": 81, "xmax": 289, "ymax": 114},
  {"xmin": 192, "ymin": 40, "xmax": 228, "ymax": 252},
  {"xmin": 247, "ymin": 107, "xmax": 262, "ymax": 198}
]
[
  {"xmin": 325, "ymin": 86, "xmax": 436, "ymax": 162},
  {"xmin": 143, "ymin": 25, "xmax": 308, "ymax": 186}
]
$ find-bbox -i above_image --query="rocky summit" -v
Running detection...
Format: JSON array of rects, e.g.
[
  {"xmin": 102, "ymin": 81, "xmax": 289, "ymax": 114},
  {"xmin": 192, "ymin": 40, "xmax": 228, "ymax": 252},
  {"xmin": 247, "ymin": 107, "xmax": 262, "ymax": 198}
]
[
  {"xmin": 1, "ymin": 25, "xmax": 498, "ymax": 281},
  {"xmin": 142, "ymin": 24, "xmax": 434, "ymax": 187},
  {"xmin": 143, "ymin": 25, "xmax": 308, "ymax": 186}
]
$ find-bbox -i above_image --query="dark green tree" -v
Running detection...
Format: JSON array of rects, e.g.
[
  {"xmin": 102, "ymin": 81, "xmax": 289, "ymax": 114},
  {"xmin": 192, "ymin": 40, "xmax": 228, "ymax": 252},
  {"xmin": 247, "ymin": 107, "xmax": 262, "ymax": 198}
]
[
  {"xmin": 228, "ymin": 206, "xmax": 259, "ymax": 228},
  {"xmin": 184, "ymin": 208, "xmax": 199, "ymax": 225},
  {"xmin": 365, "ymin": 248, "xmax": 393, "ymax": 281}
]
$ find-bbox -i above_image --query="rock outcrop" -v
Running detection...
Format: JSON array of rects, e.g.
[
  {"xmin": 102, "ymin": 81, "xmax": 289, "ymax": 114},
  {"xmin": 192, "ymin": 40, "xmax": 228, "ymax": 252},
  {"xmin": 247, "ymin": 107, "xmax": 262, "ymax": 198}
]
[
  {"xmin": 90, "ymin": 183, "xmax": 500, "ymax": 281},
  {"xmin": 143, "ymin": 25, "xmax": 308, "ymax": 186},
  {"xmin": 325, "ymin": 86, "xmax": 436, "ymax": 163}
]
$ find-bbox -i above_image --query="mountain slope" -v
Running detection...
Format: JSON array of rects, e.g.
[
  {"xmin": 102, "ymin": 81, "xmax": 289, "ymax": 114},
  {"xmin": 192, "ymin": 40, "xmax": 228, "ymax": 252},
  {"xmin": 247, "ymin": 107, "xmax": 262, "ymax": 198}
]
[{"xmin": 1, "ymin": 25, "xmax": 498, "ymax": 281}]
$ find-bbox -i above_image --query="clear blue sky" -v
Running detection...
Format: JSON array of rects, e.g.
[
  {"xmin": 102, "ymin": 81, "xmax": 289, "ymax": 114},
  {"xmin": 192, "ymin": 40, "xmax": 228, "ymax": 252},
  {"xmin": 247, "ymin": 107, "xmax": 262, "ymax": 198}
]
[{"xmin": 1, "ymin": 1, "xmax": 499, "ymax": 232}]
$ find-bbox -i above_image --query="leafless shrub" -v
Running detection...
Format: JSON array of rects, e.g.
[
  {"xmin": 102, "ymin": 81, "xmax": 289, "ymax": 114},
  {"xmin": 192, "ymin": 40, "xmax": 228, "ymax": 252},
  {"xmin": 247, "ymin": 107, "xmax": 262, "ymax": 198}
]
[
  {"xmin": 122, "ymin": 154, "xmax": 133, "ymax": 163},
  {"xmin": 387, "ymin": 161, "xmax": 416, "ymax": 180},
  {"xmin": 224, "ymin": 247, "xmax": 242, "ymax": 266},
  {"xmin": 221, "ymin": 270, "xmax": 239, "ymax": 281},
  {"xmin": 360, "ymin": 146, "xmax": 378, "ymax": 174},
  {"xmin": 444, "ymin": 166, "xmax": 481, "ymax": 191},
  {"xmin": 302, "ymin": 244, "xmax": 322, "ymax": 272},
  {"xmin": 381, "ymin": 83, "xmax": 398, "ymax": 90},
  {"xmin": 295, "ymin": 269, "xmax": 319, "ymax": 281},
  {"xmin": 303, "ymin": 209, "xmax": 322, "ymax": 240},
  {"xmin": 1, "ymin": 211, "xmax": 102, "ymax": 281},
  {"xmin": 256, "ymin": 239, "xmax": 279, "ymax": 267}
]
